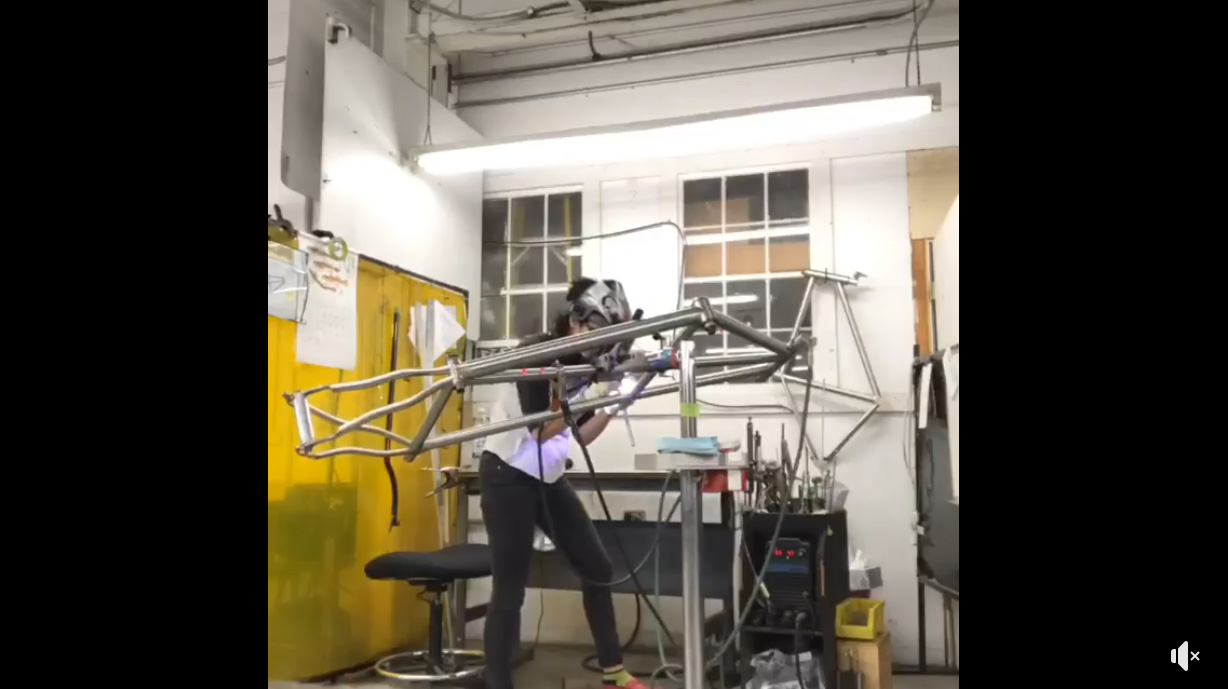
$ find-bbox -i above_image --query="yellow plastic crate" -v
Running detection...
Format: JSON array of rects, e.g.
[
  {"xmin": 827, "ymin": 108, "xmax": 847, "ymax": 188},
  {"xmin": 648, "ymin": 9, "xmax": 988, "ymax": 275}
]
[{"xmin": 835, "ymin": 598, "xmax": 885, "ymax": 640}]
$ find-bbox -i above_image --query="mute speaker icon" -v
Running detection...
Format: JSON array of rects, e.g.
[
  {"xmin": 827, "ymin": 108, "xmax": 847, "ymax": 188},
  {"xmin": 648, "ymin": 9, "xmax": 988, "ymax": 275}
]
[{"xmin": 1171, "ymin": 641, "xmax": 1199, "ymax": 670}]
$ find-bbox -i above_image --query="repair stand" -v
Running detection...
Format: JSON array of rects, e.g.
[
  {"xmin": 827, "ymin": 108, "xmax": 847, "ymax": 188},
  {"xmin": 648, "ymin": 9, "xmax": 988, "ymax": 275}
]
[
  {"xmin": 642, "ymin": 341, "xmax": 751, "ymax": 689},
  {"xmin": 678, "ymin": 340, "xmax": 705, "ymax": 689}
]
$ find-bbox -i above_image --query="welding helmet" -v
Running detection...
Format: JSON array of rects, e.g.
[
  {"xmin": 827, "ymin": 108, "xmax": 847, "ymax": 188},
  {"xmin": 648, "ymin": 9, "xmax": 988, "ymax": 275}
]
[
  {"xmin": 570, "ymin": 279, "xmax": 631, "ymax": 330},
  {"xmin": 567, "ymin": 279, "xmax": 634, "ymax": 368}
]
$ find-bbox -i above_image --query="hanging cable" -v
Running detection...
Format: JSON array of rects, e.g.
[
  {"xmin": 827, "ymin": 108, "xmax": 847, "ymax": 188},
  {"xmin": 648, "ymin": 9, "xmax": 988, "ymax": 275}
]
[
  {"xmin": 703, "ymin": 359, "xmax": 813, "ymax": 670},
  {"xmin": 533, "ymin": 418, "xmax": 679, "ymax": 647},
  {"xmin": 423, "ymin": 31, "xmax": 435, "ymax": 146},
  {"xmin": 383, "ymin": 309, "xmax": 403, "ymax": 530},
  {"xmin": 905, "ymin": 0, "xmax": 935, "ymax": 86}
]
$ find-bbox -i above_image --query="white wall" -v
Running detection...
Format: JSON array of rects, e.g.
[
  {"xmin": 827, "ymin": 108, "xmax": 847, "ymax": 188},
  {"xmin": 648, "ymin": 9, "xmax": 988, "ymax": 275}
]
[
  {"xmin": 461, "ymin": 114, "xmax": 958, "ymax": 664},
  {"xmin": 933, "ymin": 198, "xmax": 959, "ymax": 352},
  {"xmin": 269, "ymin": 0, "xmax": 486, "ymax": 334},
  {"xmin": 319, "ymin": 36, "xmax": 485, "ymax": 321}
]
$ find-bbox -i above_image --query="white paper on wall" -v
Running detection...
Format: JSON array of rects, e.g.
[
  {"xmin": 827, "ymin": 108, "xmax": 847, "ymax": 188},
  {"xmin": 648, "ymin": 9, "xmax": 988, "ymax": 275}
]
[
  {"xmin": 917, "ymin": 363, "xmax": 933, "ymax": 429},
  {"xmin": 943, "ymin": 345, "xmax": 959, "ymax": 502},
  {"xmin": 942, "ymin": 344, "xmax": 959, "ymax": 399},
  {"xmin": 410, "ymin": 300, "xmax": 465, "ymax": 366},
  {"xmin": 268, "ymin": 243, "xmax": 307, "ymax": 323},
  {"xmin": 295, "ymin": 235, "xmax": 359, "ymax": 370}
]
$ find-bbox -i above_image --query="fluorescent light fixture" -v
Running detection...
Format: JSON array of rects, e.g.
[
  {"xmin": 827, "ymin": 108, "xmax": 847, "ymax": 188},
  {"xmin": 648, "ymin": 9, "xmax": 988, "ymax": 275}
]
[
  {"xmin": 706, "ymin": 294, "xmax": 759, "ymax": 306},
  {"xmin": 416, "ymin": 84, "xmax": 939, "ymax": 175}
]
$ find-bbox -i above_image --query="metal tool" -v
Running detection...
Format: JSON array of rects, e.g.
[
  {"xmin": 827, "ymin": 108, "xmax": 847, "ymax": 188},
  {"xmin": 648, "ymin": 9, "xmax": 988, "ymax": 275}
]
[
  {"xmin": 621, "ymin": 412, "xmax": 636, "ymax": 446},
  {"xmin": 425, "ymin": 466, "xmax": 462, "ymax": 498}
]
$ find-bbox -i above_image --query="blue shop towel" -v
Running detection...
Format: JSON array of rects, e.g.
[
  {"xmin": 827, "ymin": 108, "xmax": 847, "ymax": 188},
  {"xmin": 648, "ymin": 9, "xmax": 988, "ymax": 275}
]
[{"xmin": 657, "ymin": 436, "xmax": 720, "ymax": 456}]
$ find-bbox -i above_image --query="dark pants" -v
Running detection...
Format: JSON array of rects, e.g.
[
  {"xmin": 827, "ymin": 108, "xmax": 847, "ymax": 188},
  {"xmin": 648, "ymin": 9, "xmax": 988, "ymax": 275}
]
[{"xmin": 479, "ymin": 451, "xmax": 623, "ymax": 689}]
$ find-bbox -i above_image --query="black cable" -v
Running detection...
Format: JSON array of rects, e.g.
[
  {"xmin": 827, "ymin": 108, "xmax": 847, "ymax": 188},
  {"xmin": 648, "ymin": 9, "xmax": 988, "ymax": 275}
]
[
  {"xmin": 906, "ymin": 0, "xmax": 918, "ymax": 87},
  {"xmin": 530, "ymin": 424, "xmax": 670, "ymax": 588},
  {"xmin": 559, "ymin": 406, "xmax": 679, "ymax": 646},
  {"xmin": 422, "ymin": 32, "xmax": 434, "ymax": 146},
  {"xmin": 785, "ymin": 379, "xmax": 813, "ymax": 499},
  {"xmin": 579, "ymin": 594, "xmax": 644, "ymax": 675},
  {"xmin": 794, "ymin": 615, "xmax": 808, "ymax": 689},
  {"xmin": 704, "ymin": 355, "xmax": 813, "ymax": 669},
  {"xmin": 383, "ymin": 458, "xmax": 400, "ymax": 531},
  {"xmin": 905, "ymin": 0, "xmax": 933, "ymax": 87},
  {"xmin": 383, "ymin": 311, "xmax": 403, "ymax": 531},
  {"xmin": 410, "ymin": 0, "xmax": 571, "ymax": 21},
  {"xmin": 533, "ymin": 418, "xmax": 679, "ymax": 648},
  {"xmin": 531, "ymin": 583, "xmax": 545, "ymax": 650}
]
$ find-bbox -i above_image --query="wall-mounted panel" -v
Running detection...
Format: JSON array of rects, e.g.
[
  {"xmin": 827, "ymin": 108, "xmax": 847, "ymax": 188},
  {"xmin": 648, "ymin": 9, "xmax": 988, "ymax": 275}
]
[
  {"xmin": 320, "ymin": 36, "xmax": 485, "ymax": 337},
  {"xmin": 907, "ymin": 147, "xmax": 959, "ymax": 240}
]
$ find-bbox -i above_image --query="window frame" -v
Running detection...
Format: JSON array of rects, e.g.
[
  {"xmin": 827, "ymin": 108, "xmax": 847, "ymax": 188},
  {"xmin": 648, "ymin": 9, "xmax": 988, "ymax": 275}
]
[
  {"xmin": 479, "ymin": 186, "xmax": 584, "ymax": 347},
  {"xmin": 678, "ymin": 166, "xmax": 813, "ymax": 377}
]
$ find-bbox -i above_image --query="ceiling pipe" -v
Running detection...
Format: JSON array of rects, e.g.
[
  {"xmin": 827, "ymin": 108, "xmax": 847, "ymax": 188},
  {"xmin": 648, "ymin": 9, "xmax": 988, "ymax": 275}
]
[
  {"xmin": 456, "ymin": 38, "xmax": 957, "ymax": 108},
  {"xmin": 410, "ymin": 0, "xmax": 571, "ymax": 22},
  {"xmin": 454, "ymin": 0, "xmax": 934, "ymax": 84},
  {"xmin": 473, "ymin": 0, "xmax": 895, "ymax": 58}
]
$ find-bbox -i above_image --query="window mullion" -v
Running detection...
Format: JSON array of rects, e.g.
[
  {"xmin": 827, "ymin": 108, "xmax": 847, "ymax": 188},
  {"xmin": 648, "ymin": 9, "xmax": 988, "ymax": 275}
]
[
  {"xmin": 504, "ymin": 198, "xmax": 512, "ymax": 340},
  {"xmin": 762, "ymin": 171, "xmax": 770, "ymax": 332},
  {"xmin": 542, "ymin": 195, "xmax": 550, "ymax": 327},
  {"xmin": 542, "ymin": 194, "xmax": 550, "ymax": 286}
]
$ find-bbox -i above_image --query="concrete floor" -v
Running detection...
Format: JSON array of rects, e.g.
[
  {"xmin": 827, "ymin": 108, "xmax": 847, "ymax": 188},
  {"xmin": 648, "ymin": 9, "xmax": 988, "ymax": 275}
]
[
  {"xmin": 518, "ymin": 646, "xmax": 958, "ymax": 688},
  {"xmin": 308, "ymin": 644, "xmax": 958, "ymax": 688}
]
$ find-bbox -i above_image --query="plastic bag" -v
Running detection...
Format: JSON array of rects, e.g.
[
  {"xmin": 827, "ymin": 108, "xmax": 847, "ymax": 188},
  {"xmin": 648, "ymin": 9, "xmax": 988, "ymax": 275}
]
[{"xmin": 745, "ymin": 649, "xmax": 825, "ymax": 689}]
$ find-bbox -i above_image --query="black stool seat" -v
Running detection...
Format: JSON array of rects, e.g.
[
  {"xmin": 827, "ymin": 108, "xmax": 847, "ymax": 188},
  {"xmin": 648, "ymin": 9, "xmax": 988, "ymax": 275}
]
[{"xmin": 365, "ymin": 544, "xmax": 492, "ymax": 582}]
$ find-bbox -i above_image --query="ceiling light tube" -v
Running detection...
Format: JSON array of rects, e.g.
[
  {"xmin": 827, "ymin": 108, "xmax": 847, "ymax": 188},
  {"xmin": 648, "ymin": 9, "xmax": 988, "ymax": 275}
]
[{"xmin": 415, "ymin": 84, "xmax": 940, "ymax": 175}]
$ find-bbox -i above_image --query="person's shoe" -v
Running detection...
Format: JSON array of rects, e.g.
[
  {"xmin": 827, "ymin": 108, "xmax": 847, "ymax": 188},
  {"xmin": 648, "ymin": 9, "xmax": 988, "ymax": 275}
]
[
  {"xmin": 601, "ymin": 679, "xmax": 649, "ymax": 689},
  {"xmin": 601, "ymin": 668, "xmax": 648, "ymax": 688}
]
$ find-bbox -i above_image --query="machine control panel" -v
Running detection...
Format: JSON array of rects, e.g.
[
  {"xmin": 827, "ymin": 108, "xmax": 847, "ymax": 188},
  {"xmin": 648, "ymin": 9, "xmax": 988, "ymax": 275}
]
[
  {"xmin": 766, "ymin": 537, "xmax": 812, "ymax": 573},
  {"xmin": 762, "ymin": 537, "xmax": 816, "ymax": 611}
]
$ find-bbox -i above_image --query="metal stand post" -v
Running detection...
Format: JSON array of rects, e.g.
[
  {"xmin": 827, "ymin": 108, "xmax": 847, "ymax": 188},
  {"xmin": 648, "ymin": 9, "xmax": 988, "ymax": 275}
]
[{"xmin": 677, "ymin": 340, "xmax": 705, "ymax": 689}]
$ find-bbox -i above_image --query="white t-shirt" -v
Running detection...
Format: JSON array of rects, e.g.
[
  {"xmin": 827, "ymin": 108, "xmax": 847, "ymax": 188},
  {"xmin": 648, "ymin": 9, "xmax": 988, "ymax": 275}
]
[{"xmin": 482, "ymin": 377, "xmax": 597, "ymax": 484}]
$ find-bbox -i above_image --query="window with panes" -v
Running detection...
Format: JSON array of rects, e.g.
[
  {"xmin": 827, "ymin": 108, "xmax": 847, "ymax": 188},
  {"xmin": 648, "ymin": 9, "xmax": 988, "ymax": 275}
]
[
  {"xmin": 680, "ymin": 169, "xmax": 811, "ymax": 374},
  {"xmin": 479, "ymin": 191, "xmax": 583, "ymax": 344}
]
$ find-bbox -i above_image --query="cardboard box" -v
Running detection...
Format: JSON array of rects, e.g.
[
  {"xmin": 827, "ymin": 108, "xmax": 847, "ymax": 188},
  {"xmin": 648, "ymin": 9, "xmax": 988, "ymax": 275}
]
[{"xmin": 837, "ymin": 632, "xmax": 893, "ymax": 689}]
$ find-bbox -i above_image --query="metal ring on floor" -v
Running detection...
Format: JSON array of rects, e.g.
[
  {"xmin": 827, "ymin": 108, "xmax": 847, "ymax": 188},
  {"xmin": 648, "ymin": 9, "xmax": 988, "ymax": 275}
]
[{"xmin": 373, "ymin": 649, "xmax": 485, "ymax": 682}]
